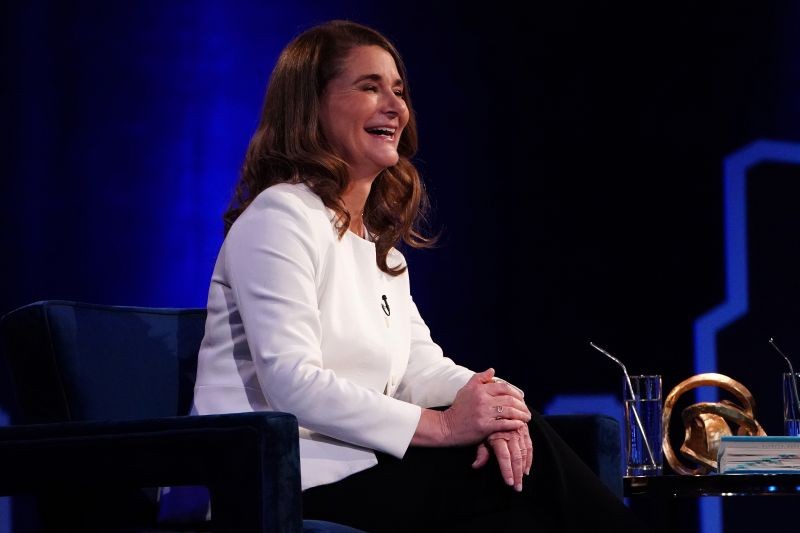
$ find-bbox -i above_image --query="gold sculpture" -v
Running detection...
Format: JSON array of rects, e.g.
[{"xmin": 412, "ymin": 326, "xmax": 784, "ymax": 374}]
[{"xmin": 661, "ymin": 372, "xmax": 766, "ymax": 475}]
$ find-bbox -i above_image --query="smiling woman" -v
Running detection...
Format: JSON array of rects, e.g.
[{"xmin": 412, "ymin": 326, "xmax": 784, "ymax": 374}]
[
  {"xmin": 190, "ymin": 19, "xmax": 652, "ymax": 533},
  {"xmin": 318, "ymin": 45, "xmax": 408, "ymax": 183},
  {"xmin": 317, "ymin": 44, "xmax": 409, "ymax": 239}
]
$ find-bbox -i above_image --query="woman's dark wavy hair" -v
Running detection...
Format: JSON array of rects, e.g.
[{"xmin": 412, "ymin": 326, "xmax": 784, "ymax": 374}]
[{"xmin": 224, "ymin": 19, "xmax": 436, "ymax": 276}]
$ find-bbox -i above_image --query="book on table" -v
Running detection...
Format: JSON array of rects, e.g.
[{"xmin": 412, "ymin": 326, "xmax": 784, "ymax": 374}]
[{"xmin": 718, "ymin": 435, "xmax": 800, "ymax": 473}]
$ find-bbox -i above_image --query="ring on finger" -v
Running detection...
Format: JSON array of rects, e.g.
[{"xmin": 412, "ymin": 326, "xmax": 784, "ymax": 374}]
[{"xmin": 495, "ymin": 405, "xmax": 504, "ymax": 414}]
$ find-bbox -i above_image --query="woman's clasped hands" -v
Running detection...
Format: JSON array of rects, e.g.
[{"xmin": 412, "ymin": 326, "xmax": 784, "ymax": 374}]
[{"xmin": 441, "ymin": 368, "xmax": 533, "ymax": 492}]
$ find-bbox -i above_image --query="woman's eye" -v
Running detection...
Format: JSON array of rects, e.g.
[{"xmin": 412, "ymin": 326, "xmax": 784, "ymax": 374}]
[
  {"xmin": 363, "ymin": 85, "xmax": 378, "ymax": 92},
  {"xmin": 394, "ymin": 90, "xmax": 404, "ymax": 98}
]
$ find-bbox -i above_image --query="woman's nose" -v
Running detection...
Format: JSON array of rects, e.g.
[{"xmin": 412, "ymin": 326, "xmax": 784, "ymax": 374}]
[{"xmin": 382, "ymin": 91, "xmax": 405, "ymax": 117}]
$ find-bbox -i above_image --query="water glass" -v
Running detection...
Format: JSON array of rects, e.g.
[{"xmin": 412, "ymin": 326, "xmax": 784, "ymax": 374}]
[
  {"xmin": 624, "ymin": 374, "xmax": 663, "ymax": 476},
  {"xmin": 783, "ymin": 372, "xmax": 800, "ymax": 436}
]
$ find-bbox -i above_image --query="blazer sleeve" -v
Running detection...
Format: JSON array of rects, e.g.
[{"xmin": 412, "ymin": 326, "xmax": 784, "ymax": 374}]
[
  {"xmin": 224, "ymin": 188, "xmax": 421, "ymax": 459},
  {"xmin": 393, "ymin": 296, "xmax": 475, "ymax": 407}
]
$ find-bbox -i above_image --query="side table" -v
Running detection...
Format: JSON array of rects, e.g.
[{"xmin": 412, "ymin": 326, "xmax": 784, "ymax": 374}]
[
  {"xmin": 624, "ymin": 473, "xmax": 800, "ymax": 533},
  {"xmin": 625, "ymin": 473, "xmax": 800, "ymax": 497}
]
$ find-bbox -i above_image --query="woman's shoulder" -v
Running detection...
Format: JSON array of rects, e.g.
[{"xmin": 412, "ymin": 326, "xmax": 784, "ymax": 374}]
[
  {"xmin": 251, "ymin": 181, "xmax": 324, "ymax": 213},
  {"xmin": 223, "ymin": 182, "xmax": 335, "ymax": 248},
  {"xmin": 232, "ymin": 182, "xmax": 328, "ymax": 227}
]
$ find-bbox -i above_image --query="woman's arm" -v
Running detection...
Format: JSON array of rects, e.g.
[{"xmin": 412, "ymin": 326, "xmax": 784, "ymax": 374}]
[
  {"xmin": 225, "ymin": 187, "xmax": 422, "ymax": 458},
  {"xmin": 393, "ymin": 295, "xmax": 476, "ymax": 406}
]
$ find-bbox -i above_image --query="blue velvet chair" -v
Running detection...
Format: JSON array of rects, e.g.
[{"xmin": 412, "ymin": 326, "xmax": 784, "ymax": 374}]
[{"xmin": 0, "ymin": 300, "xmax": 621, "ymax": 532}]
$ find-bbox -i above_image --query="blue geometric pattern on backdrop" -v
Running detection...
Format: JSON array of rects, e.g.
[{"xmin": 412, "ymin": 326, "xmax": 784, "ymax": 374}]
[
  {"xmin": 542, "ymin": 394, "xmax": 622, "ymax": 429},
  {"xmin": 693, "ymin": 140, "xmax": 800, "ymax": 533}
]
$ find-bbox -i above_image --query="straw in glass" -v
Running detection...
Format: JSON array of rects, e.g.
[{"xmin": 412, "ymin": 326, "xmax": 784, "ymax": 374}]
[{"xmin": 590, "ymin": 341, "xmax": 657, "ymax": 469}]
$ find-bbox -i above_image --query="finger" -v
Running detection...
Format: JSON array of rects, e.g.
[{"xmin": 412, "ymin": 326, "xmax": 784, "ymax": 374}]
[
  {"xmin": 472, "ymin": 443, "xmax": 490, "ymax": 469},
  {"xmin": 491, "ymin": 396, "xmax": 530, "ymax": 415},
  {"xmin": 490, "ymin": 377, "xmax": 525, "ymax": 398},
  {"xmin": 509, "ymin": 397, "xmax": 532, "ymax": 416},
  {"xmin": 522, "ymin": 427, "xmax": 533, "ymax": 475},
  {"xmin": 491, "ymin": 404, "xmax": 531, "ymax": 422},
  {"xmin": 509, "ymin": 434, "xmax": 525, "ymax": 491},
  {"xmin": 487, "ymin": 430, "xmax": 515, "ymax": 441},
  {"xmin": 489, "ymin": 417, "xmax": 526, "ymax": 434},
  {"xmin": 489, "ymin": 438, "xmax": 514, "ymax": 488},
  {"xmin": 484, "ymin": 381, "xmax": 525, "ymax": 401},
  {"xmin": 471, "ymin": 368, "xmax": 496, "ymax": 385}
]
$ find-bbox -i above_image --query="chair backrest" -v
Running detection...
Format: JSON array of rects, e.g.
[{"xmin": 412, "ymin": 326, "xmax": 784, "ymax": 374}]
[{"xmin": 0, "ymin": 300, "xmax": 206, "ymax": 424}]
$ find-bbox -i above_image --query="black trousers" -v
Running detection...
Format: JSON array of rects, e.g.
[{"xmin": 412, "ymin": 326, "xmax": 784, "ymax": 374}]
[{"xmin": 303, "ymin": 410, "xmax": 653, "ymax": 532}]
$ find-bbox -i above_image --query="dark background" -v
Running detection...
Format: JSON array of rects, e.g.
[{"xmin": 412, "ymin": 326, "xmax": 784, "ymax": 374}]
[{"xmin": 2, "ymin": 1, "xmax": 800, "ymax": 532}]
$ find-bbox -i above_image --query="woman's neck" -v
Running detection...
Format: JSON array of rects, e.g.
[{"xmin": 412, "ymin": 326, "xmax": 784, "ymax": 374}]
[{"xmin": 341, "ymin": 176, "xmax": 374, "ymax": 236}]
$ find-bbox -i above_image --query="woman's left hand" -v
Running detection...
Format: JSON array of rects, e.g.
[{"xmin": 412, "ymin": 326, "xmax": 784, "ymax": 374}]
[{"xmin": 472, "ymin": 423, "xmax": 533, "ymax": 492}]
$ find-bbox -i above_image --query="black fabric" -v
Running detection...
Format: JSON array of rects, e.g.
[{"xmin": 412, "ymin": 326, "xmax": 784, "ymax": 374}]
[{"xmin": 303, "ymin": 411, "xmax": 652, "ymax": 533}]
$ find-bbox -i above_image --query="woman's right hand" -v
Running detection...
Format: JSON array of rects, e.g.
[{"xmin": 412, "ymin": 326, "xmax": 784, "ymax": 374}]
[
  {"xmin": 472, "ymin": 424, "xmax": 533, "ymax": 492},
  {"xmin": 439, "ymin": 368, "xmax": 531, "ymax": 446}
]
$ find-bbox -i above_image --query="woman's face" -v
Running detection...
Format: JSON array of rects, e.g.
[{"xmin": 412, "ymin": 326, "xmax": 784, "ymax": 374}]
[{"xmin": 319, "ymin": 45, "xmax": 409, "ymax": 181}]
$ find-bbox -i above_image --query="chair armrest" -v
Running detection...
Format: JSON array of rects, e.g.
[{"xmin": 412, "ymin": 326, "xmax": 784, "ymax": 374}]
[
  {"xmin": 0, "ymin": 412, "xmax": 302, "ymax": 533},
  {"xmin": 542, "ymin": 414, "xmax": 623, "ymax": 498}
]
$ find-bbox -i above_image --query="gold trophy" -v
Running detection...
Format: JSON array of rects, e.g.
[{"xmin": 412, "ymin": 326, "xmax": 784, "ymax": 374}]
[{"xmin": 661, "ymin": 373, "xmax": 766, "ymax": 475}]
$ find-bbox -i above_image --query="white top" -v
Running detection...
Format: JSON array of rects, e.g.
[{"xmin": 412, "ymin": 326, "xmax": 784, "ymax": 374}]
[{"xmin": 192, "ymin": 182, "xmax": 474, "ymax": 489}]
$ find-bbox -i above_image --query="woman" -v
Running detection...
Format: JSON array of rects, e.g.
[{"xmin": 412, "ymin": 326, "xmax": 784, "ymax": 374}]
[{"xmin": 192, "ymin": 19, "xmax": 650, "ymax": 532}]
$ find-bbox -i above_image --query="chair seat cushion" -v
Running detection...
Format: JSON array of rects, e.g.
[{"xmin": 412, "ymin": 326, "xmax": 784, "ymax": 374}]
[{"xmin": 158, "ymin": 486, "xmax": 366, "ymax": 533}]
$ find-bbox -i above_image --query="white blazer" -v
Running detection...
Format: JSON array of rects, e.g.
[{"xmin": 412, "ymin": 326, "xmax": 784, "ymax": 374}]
[{"xmin": 192, "ymin": 182, "xmax": 474, "ymax": 490}]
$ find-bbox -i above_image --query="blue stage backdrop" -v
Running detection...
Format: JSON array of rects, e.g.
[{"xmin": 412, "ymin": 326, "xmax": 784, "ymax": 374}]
[{"xmin": 2, "ymin": 2, "xmax": 800, "ymax": 533}]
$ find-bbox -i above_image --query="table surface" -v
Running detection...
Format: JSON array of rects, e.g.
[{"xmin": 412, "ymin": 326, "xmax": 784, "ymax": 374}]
[{"xmin": 624, "ymin": 473, "xmax": 800, "ymax": 497}]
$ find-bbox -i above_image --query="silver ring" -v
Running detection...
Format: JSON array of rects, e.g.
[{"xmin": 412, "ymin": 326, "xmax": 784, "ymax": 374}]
[{"xmin": 496, "ymin": 405, "xmax": 504, "ymax": 413}]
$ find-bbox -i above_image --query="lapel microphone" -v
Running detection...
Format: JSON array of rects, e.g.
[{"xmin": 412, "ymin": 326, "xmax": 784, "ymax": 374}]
[{"xmin": 381, "ymin": 295, "xmax": 391, "ymax": 316}]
